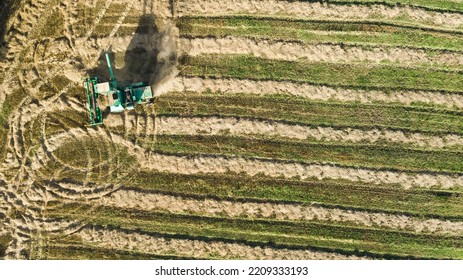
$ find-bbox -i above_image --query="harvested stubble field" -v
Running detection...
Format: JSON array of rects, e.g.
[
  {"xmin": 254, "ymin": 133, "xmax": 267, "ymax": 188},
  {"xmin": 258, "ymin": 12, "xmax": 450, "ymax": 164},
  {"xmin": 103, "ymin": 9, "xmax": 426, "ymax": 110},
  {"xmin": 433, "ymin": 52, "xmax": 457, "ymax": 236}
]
[{"xmin": 1, "ymin": 0, "xmax": 463, "ymax": 260}]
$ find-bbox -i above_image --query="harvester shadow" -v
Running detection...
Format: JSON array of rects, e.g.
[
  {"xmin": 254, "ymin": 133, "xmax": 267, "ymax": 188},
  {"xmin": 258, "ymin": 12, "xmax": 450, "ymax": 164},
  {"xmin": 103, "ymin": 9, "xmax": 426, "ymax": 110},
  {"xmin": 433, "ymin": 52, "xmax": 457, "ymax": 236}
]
[{"xmin": 87, "ymin": 13, "xmax": 175, "ymax": 119}]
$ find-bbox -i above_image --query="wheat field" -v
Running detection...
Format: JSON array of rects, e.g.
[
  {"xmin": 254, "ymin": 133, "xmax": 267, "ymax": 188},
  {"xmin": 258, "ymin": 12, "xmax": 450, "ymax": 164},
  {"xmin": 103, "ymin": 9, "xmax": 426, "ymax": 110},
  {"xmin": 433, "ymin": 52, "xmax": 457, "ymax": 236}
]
[{"xmin": 1, "ymin": 0, "xmax": 463, "ymax": 259}]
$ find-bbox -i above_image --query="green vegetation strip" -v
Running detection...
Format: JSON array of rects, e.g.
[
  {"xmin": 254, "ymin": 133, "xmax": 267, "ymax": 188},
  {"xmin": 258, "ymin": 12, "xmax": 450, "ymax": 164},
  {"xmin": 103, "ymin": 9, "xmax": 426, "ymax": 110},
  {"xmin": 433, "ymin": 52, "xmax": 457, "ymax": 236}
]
[
  {"xmin": 46, "ymin": 203, "xmax": 463, "ymax": 259},
  {"xmin": 181, "ymin": 54, "xmax": 463, "ymax": 92},
  {"xmin": 177, "ymin": 16, "xmax": 463, "ymax": 50},
  {"xmin": 153, "ymin": 92, "xmax": 463, "ymax": 135},
  {"xmin": 144, "ymin": 135, "xmax": 463, "ymax": 174}
]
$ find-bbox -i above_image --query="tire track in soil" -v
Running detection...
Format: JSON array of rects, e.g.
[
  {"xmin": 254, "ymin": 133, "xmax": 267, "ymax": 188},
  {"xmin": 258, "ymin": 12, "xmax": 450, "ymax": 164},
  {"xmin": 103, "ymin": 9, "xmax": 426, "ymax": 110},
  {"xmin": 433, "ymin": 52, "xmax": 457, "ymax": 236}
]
[
  {"xmin": 0, "ymin": 0, "xmax": 136, "ymax": 259},
  {"xmin": 34, "ymin": 128, "xmax": 130, "ymax": 200},
  {"xmin": 0, "ymin": 0, "xmax": 49, "ymax": 99},
  {"xmin": 2, "ymin": 0, "xmax": 118, "ymax": 173},
  {"xmin": 1, "ymin": 96, "xmax": 78, "ymax": 258}
]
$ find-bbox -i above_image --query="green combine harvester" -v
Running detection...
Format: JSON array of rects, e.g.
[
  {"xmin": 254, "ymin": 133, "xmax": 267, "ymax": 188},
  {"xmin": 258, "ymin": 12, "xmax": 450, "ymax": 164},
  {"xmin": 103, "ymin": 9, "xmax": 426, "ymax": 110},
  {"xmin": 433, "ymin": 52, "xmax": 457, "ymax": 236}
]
[{"xmin": 83, "ymin": 53, "xmax": 153, "ymax": 125}]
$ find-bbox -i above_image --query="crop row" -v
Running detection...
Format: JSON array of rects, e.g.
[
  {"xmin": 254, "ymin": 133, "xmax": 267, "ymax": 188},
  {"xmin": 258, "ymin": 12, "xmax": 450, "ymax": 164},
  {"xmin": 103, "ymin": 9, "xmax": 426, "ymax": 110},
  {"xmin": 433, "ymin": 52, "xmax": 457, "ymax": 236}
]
[
  {"xmin": 75, "ymin": 227, "xmax": 364, "ymax": 260},
  {"xmin": 296, "ymin": 0, "xmax": 463, "ymax": 13},
  {"xmin": 178, "ymin": 37, "xmax": 463, "ymax": 69},
  {"xmin": 176, "ymin": 0, "xmax": 463, "ymax": 30},
  {"xmin": 177, "ymin": 16, "xmax": 463, "ymax": 51},
  {"xmin": 153, "ymin": 92, "xmax": 463, "ymax": 135},
  {"xmin": 141, "ymin": 134, "xmax": 463, "ymax": 174},
  {"xmin": 181, "ymin": 54, "xmax": 463, "ymax": 92},
  {"xmin": 169, "ymin": 77, "xmax": 463, "ymax": 110},
  {"xmin": 96, "ymin": 188, "xmax": 463, "ymax": 235},
  {"xmin": 153, "ymin": 116, "xmax": 463, "ymax": 150},
  {"xmin": 44, "ymin": 244, "xmax": 191, "ymax": 260},
  {"xmin": 45, "ymin": 203, "xmax": 463, "ymax": 259},
  {"xmin": 42, "ymin": 165, "xmax": 463, "ymax": 221}
]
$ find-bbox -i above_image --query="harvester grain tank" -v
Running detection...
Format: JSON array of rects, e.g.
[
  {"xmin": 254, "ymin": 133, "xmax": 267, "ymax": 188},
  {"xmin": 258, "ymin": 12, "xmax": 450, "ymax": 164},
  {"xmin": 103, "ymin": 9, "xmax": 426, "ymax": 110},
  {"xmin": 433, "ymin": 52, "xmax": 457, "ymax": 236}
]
[{"xmin": 83, "ymin": 53, "xmax": 153, "ymax": 125}]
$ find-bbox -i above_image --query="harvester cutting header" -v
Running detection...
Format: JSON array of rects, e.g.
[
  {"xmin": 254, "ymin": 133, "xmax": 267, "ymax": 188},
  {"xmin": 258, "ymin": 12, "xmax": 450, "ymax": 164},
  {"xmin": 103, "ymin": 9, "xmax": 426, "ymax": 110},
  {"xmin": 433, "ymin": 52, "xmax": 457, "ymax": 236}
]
[{"xmin": 83, "ymin": 53, "xmax": 153, "ymax": 125}]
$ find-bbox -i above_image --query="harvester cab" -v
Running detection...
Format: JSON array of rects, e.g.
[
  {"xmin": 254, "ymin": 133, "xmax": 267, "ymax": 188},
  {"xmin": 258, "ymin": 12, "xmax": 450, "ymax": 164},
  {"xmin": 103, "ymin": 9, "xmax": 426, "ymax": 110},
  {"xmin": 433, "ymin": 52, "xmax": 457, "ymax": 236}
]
[{"xmin": 83, "ymin": 52, "xmax": 153, "ymax": 125}]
